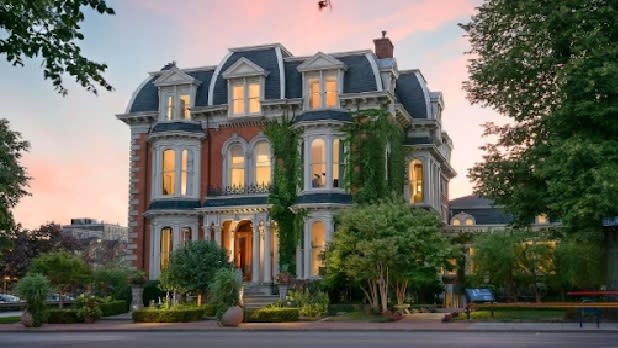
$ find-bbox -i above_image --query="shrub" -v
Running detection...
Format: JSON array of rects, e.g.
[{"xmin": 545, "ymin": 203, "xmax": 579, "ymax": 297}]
[
  {"xmin": 287, "ymin": 287, "xmax": 329, "ymax": 319},
  {"xmin": 132, "ymin": 307, "xmax": 205, "ymax": 323},
  {"xmin": 208, "ymin": 268, "xmax": 242, "ymax": 320},
  {"xmin": 92, "ymin": 265, "xmax": 131, "ymax": 300},
  {"xmin": 75, "ymin": 295, "xmax": 102, "ymax": 322},
  {"xmin": 245, "ymin": 307, "xmax": 299, "ymax": 322},
  {"xmin": 98, "ymin": 300, "xmax": 128, "ymax": 317},
  {"xmin": 201, "ymin": 304, "xmax": 217, "ymax": 317},
  {"xmin": 15, "ymin": 273, "xmax": 51, "ymax": 327},
  {"xmin": 142, "ymin": 280, "xmax": 165, "ymax": 307},
  {"xmin": 47, "ymin": 309, "xmax": 80, "ymax": 324},
  {"xmin": 0, "ymin": 317, "xmax": 21, "ymax": 324},
  {"xmin": 128, "ymin": 270, "xmax": 147, "ymax": 287}
]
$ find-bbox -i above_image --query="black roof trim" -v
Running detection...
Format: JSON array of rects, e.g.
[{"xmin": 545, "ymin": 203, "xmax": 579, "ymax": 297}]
[
  {"xmin": 203, "ymin": 195, "xmax": 268, "ymax": 207},
  {"xmin": 295, "ymin": 192, "xmax": 352, "ymax": 204},
  {"xmin": 149, "ymin": 200, "xmax": 201, "ymax": 210},
  {"xmin": 294, "ymin": 110, "xmax": 351, "ymax": 123},
  {"xmin": 152, "ymin": 122, "xmax": 203, "ymax": 133}
]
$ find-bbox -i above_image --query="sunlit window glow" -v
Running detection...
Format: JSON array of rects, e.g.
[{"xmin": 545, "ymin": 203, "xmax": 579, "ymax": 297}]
[
  {"xmin": 255, "ymin": 142, "xmax": 271, "ymax": 185},
  {"xmin": 162, "ymin": 149, "xmax": 175, "ymax": 195}
]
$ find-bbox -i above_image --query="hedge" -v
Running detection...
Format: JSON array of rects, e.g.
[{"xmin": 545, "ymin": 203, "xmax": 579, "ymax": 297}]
[
  {"xmin": 99, "ymin": 300, "xmax": 128, "ymax": 317},
  {"xmin": 245, "ymin": 307, "xmax": 299, "ymax": 322},
  {"xmin": 201, "ymin": 304, "xmax": 217, "ymax": 318},
  {"xmin": 47, "ymin": 309, "xmax": 80, "ymax": 324},
  {"xmin": 132, "ymin": 307, "xmax": 205, "ymax": 323}
]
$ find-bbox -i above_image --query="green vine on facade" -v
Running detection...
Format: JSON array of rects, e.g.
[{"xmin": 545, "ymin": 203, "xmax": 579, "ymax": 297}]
[
  {"xmin": 265, "ymin": 115, "xmax": 302, "ymax": 273},
  {"xmin": 344, "ymin": 109, "xmax": 405, "ymax": 204}
]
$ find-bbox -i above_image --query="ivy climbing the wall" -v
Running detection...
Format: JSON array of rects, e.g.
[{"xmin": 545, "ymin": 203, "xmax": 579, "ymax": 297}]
[
  {"xmin": 265, "ymin": 115, "xmax": 303, "ymax": 273},
  {"xmin": 344, "ymin": 108, "xmax": 405, "ymax": 204}
]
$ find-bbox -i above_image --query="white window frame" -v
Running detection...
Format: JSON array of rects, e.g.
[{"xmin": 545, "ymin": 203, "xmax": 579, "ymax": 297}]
[
  {"xmin": 302, "ymin": 132, "xmax": 346, "ymax": 192},
  {"xmin": 228, "ymin": 77, "xmax": 263, "ymax": 116},
  {"xmin": 158, "ymin": 85, "xmax": 195, "ymax": 121},
  {"xmin": 304, "ymin": 70, "xmax": 340, "ymax": 110},
  {"xmin": 152, "ymin": 141, "xmax": 201, "ymax": 199}
]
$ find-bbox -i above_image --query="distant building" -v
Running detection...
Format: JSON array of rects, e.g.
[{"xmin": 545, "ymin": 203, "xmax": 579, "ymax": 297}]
[{"xmin": 62, "ymin": 218, "xmax": 128, "ymax": 241}]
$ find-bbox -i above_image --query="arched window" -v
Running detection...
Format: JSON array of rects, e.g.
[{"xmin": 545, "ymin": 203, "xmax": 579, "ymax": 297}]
[
  {"xmin": 465, "ymin": 218, "xmax": 475, "ymax": 226},
  {"xmin": 409, "ymin": 159, "xmax": 424, "ymax": 203},
  {"xmin": 254, "ymin": 142, "xmax": 271, "ymax": 186},
  {"xmin": 311, "ymin": 139, "xmax": 325, "ymax": 188},
  {"xmin": 332, "ymin": 138, "xmax": 344, "ymax": 188},
  {"xmin": 228, "ymin": 144, "xmax": 245, "ymax": 188},
  {"xmin": 451, "ymin": 218, "xmax": 461, "ymax": 226},
  {"xmin": 160, "ymin": 227, "xmax": 173, "ymax": 269},
  {"xmin": 162, "ymin": 150, "xmax": 175, "ymax": 195},
  {"xmin": 311, "ymin": 221, "xmax": 326, "ymax": 276}
]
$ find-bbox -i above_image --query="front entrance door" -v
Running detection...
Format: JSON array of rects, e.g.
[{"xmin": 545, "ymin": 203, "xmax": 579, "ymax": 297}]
[{"xmin": 234, "ymin": 221, "xmax": 253, "ymax": 281}]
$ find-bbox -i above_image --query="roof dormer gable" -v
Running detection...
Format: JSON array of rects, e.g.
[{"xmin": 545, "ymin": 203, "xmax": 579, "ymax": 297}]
[
  {"xmin": 154, "ymin": 67, "xmax": 200, "ymax": 87},
  {"xmin": 222, "ymin": 57, "xmax": 269, "ymax": 79},
  {"xmin": 297, "ymin": 52, "xmax": 346, "ymax": 72}
]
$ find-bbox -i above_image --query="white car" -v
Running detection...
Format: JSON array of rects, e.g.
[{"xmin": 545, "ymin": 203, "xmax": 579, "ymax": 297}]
[{"xmin": 0, "ymin": 294, "xmax": 21, "ymax": 302}]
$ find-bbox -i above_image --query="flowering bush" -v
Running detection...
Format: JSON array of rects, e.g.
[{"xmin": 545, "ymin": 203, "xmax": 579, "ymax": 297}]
[{"xmin": 75, "ymin": 295, "xmax": 102, "ymax": 323}]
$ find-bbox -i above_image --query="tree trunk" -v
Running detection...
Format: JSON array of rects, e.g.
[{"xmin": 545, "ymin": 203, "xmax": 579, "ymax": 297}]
[{"xmin": 197, "ymin": 293, "xmax": 203, "ymax": 306}]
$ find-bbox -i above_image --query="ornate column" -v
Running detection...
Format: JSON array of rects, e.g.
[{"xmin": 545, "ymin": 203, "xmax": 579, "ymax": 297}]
[
  {"xmin": 252, "ymin": 221, "xmax": 260, "ymax": 283},
  {"xmin": 228, "ymin": 222, "xmax": 236, "ymax": 263},
  {"xmin": 273, "ymin": 223, "xmax": 280, "ymax": 278},
  {"xmin": 264, "ymin": 221, "xmax": 272, "ymax": 283},
  {"xmin": 151, "ymin": 223, "xmax": 160, "ymax": 279}
]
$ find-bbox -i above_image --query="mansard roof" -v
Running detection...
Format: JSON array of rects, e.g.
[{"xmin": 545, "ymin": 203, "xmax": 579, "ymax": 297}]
[
  {"xmin": 449, "ymin": 195, "xmax": 513, "ymax": 225},
  {"xmin": 152, "ymin": 122, "xmax": 202, "ymax": 133},
  {"xmin": 125, "ymin": 43, "xmax": 436, "ymax": 119},
  {"xmin": 396, "ymin": 70, "xmax": 431, "ymax": 119},
  {"xmin": 294, "ymin": 110, "xmax": 351, "ymax": 123}
]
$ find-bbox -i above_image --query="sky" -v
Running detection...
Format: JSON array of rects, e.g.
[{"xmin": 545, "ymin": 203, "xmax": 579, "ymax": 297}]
[{"xmin": 3, "ymin": 0, "xmax": 507, "ymax": 229}]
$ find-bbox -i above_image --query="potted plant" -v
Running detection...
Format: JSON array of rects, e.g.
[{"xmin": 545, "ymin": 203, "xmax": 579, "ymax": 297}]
[
  {"xmin": 276, "ymin": 265, "xmax": 292, "ymax": 301},
  {"xmin": 128, "ymin": 270, "xmax": 147, "ymax": 311},
  {"xmin": 209, "ymin": 268, "xmax": 243, "ymax": 326}
]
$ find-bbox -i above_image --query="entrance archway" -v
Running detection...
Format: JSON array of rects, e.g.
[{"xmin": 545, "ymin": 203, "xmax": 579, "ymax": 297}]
[{"xmin": 235, "ymin": 220, "xmax": 253, "ymax": 282}]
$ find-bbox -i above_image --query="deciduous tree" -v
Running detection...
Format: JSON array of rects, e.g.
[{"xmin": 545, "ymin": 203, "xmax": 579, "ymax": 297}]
[
  {"xmin": 326, "ymin": 196, "xmax": 451, "ymax": 313},
  {"xmin": 462, "ymin": 0, "xmax": 618, "ymax": 231},
  {"xmin": 0, "ymin": 118, "xmax": 29, "ymax": 233},
  {"xmin": 0, "ymin": 0, "xmax": 115, "ymax": 95}
]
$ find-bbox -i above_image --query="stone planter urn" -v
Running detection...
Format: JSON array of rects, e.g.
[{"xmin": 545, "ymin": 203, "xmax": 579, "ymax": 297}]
[
  {"xmin": 278, "ymin": 284, "xmax": 289, "ymax": 301},
  {"xmin": 131, "ymin": 286, "xmax": 144, "ymax": 311},
  {"xmin": 220, "ymin": 306, "xmax": 243, "ymax": 326},
  {"xmin": 20, "ymin": 311, "xmax": 33, "ymax": 327}
]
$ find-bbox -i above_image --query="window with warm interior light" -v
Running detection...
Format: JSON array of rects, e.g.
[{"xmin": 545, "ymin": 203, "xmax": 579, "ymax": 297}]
[
  {"xmin": 228, "ymin": 144, "xmax": 245, "ymax": 187},
  {"xmin": 465, "ymin": 218, "xmax": 475, "ymax": 226},
  {"xmin": 452, "ymin": 218, "xmax": 461, "ymax": 226},
  {"xmin": 180, "ymin": 150, "xmax": 189, "ymax": 196},
  {"xmin": 165, "ymin": 95, "xmax": 174, "ymax": 120},
  {"xmin": 180, "ymin": 94, "xmax": 191, "ymax": 119},
  {"xmin": 254, "ymin": 142, "xmax": 271, "ymax": 186},
  {"xmin": 311, "ymin": 221, "xmax": 326, "ymax": 276},
  {"xmin": 162, "ymin": 150, "xmax": 175, "ymax": 195},
  {"xmin": 311, "ymin": 139, "xmax": 326, "ymax": 188},
  {"xmin": 537, "ymin": 214, "xmax": 548, "ymax": 225},
  {"xmin": 164, "ymin": 94, "xmax": 191, "ymax": 121},
  {"xmin": 409, "ymin": 159, "xmax": 424, "ymax": 203},
  {"xmin": 332, "ymin": 138, "xmax": 344, "ymax": 188},
  {"xmin": 231, "ymin": 78, "xmax": 261, "ymax": 116},
  {"xmin": 306, "ymin": 71, "xmax": 337, "ymax": 109},
  {"xmin": 160, "ymin": 227, "xmax": 173, "ymax": 269}
]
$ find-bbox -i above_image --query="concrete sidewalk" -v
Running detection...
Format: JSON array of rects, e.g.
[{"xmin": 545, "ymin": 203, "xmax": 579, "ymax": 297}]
[{"xmin": 1, "ymin": 314, "xmax": 616, "ymax": 333}]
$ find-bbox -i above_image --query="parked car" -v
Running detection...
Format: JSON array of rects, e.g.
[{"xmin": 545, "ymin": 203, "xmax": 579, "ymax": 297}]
[
  {"xmin": 47, "ymin": 293, "xmax": 75, "ymax": 302},
  {"xmin": 0, "ymin": 294, "xmax": 22, "ymax": 302}
]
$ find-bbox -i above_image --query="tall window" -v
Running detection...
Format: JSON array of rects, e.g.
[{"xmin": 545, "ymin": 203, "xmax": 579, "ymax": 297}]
[
  {"xmin": 254, "ymin": 142, "xmax": 271, "ymax": 186},
  {"xmin": 332, "ymin": 139, "xmax": 344, "ymax": 188},
  {"xmin": 166, "ymin": 95, "xmax": 174, "ymax": 120},
  {"xmin": 160, "ymin": 227, "xmax": 173, "ymax": 269},
  {"xmin": 409, "ymin": 159, "xmax": 424, "ymax": 203},
  {"xmin": 311, "ymin": 139, "xmax": 325, "ymax": 188},
  {"xmin": 162, "ymin": 150, "xmax": 175, "ymax": 195},
  {"xmin": 311, "ymin": 221, "xmax": 326, "ymax": 276},
  {"xmin": 231, "ymin": 78, "xmax": 261, "ymax": 115},
  {"xmin": 179, "ymin": 94, "xmax": 191, "ymax": 119},
  {"xmin": 180, "ymin": 150, "xmax": 189, "ymax": 196},
  {"xmin": 229, "ymin": 144, "xmax": 245, "ymax": 187},
  {"xmin": 307, "ymin": 71, "xmax": 337, "ymax": 109}
]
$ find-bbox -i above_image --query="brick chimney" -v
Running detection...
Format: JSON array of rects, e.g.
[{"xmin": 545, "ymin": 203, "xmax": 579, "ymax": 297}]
[{"xmin": 373, "ymin": 30, "xmax": 393, "ymax": 59}]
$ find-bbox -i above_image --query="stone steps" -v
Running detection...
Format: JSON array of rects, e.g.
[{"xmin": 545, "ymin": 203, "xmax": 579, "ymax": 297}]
[{"xmin": 243, "ymin": 295, "xmax": 280, "ymax": 310}]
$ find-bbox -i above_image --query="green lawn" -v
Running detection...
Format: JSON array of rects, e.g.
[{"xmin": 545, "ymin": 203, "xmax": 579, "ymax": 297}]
[
  {"xmin": 465, "ymin": 310, "xmax": 566, "ymax": 321},
  {"xmin": 0, "ymin": 316, "xmax": 20, "ymax": 324}
]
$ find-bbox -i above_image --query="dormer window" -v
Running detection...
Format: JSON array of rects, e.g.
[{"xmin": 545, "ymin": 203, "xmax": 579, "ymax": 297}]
[
  {"xmin": 297, "ymin": 52, "xmax": 346, "ymax": 110},
  {"xmin": 154, "ymin": 66, "xmax": 200, "ymax": 122},
  {"xmin": 222, "ymin": 58, "xmax": 268, "ymax": 117},
  {"xmin": 230, "ymin": 78, "xmax": 261, "ymax": 116}
]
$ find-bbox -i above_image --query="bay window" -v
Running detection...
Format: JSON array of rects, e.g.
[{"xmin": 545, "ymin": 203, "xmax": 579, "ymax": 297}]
[
  {"xmin": 228, "ymin": 144, "xmax": 245, "ymax": 188},
  {"xmin": 254, "ymin": 142, "xmax": 271, "ymax": 186},
  {"xmin": 160, "ymin": 227, "xmax": 173, "ymax": 269},
  {"xmin": 409, "ymin": 159, "xmax": 424, "ymax": 203},
  {"xmin": 158, "ymin": 147, "xmax": 195, "ymax": 198}
]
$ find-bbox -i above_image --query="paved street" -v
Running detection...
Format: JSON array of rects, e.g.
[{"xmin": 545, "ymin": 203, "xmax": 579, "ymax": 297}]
[{"xmin": 2, "ymin": 331, "xmax": 618, "ymax": 348}]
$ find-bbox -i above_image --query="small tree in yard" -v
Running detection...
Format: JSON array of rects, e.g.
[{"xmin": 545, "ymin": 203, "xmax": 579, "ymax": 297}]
[
  {"xmin": 159, "ymin": 240, "xmax": 230, "ymax": 305},
  {"xmin": 15, "ymin": 273, "xmax": 51, "ymax": 327},
  {"xmin": 29, "ymin": 251, "xmax": 91, "ymax": 308},
  {"xmin": 326, "ymin": 196, "xmax": 452, "ymax": 313}
]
